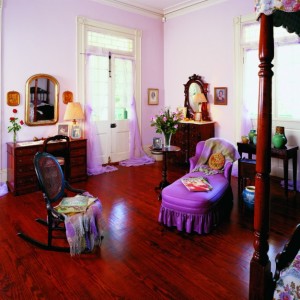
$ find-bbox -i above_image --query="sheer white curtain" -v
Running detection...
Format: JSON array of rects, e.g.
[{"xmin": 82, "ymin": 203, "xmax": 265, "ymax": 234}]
[
  {"xmin": 118, "ymin": 58, "xmax": 154, "ymax": 167},
  {"xmin": 85, "ymin": 53, "xmax": 117, "ymax": 175}
]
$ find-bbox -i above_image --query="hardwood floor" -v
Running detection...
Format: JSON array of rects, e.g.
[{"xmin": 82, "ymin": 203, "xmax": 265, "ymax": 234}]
[{"xmin": 0, "ymin": 161, "xmax": 299, "ymax": 299}]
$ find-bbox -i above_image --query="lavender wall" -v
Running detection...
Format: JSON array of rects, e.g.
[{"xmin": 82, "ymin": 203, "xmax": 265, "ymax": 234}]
[
  {"xmin": 1, "ymin": 0, "xmax": 164, "ymax": 170},
  {"xmin": 164, "ymin": 0, "xmax": 253, "ymax": 143},
  {"xmin": 2, "ymin": 0, "xmax": 255, "ymax": 173}
]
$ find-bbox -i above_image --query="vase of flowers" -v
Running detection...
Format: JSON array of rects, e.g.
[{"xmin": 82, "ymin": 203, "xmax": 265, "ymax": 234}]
[
  {"xmin": 8, "ymin": 109, "xmax": 24, "ymax": 143},
  {"xmin": 150, "ymin": 107, "xmax": 183, "ymax": 148}
]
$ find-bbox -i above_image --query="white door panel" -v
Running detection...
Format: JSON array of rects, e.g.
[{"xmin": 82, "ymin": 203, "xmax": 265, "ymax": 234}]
[{"xmin": 111, "ymin": 120, "xmax": 129, "ymax": 162}]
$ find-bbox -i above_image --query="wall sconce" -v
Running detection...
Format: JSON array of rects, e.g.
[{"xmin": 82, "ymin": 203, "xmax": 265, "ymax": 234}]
[{"xmin": 63, "ymin": 102, "xmax": 84, "ymax": 139}]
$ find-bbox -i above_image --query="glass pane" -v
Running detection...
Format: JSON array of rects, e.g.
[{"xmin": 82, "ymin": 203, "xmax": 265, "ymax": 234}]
[
  {"xmin": 114, "ymin": 58, "xmax": 133, "ymax": 120},
  {"xmin": 88, "ymin": 55, "xmax": 109, "ymax": 121},
  {"xmin": 275, "ymin": 44, "xmax": 300, "ymax": 120},
  {"xmin": 87, "ymin": 31, "xmax": 133, "ymax": 53},
  {"xmin": 243, "ymin": 49, "xmax": 259, "ymax": 118}
]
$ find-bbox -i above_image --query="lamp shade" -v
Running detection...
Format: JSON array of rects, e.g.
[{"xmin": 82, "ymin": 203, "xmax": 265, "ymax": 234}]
[
  {"xmin": 63, "ymin": 102, "xmax": 84, "ymax": 124},
  {"xmin": 193, "ymin": 93, "xmax": 207, "ymax": 103}
]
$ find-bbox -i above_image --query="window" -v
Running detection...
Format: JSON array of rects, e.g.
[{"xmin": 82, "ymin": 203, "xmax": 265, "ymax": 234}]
[
  {"xmin": 236, "ymin": 14, "xmax": 300, "ymax": 121},
  {"xmin": 77, "ymin": 17, "xmax": 141, "ymax": 123}
]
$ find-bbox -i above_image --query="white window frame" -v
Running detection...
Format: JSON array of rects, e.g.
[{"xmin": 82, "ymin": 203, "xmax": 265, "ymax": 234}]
[
  {"xmin": 234, "ymin": 13, "xmax": 300, "ymax": 142},
  {"xmin": 77, "ymin": 17, "xmax": 142, "ymax": 131}
]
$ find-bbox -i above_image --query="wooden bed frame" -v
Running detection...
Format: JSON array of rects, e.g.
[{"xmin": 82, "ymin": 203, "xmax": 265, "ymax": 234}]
[{"xmin": 249, "ymin": 9, "xmax": 300, "ymax": 300}]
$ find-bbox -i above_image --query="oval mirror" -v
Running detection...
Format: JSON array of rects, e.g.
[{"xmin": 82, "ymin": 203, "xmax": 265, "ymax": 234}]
[
  {"xmin": 189, "ymin": 82, "xmax": 201, "ymax": 113},
  {"xmin": 25, "ymin": 74, "xmax": 59, "ymax": 126},
  {"xmin": 184, "ymin": 74, "xmax": 209, "ymax": 120}
]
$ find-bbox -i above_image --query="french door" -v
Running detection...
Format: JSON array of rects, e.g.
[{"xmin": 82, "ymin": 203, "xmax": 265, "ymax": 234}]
[{"xmin": 87, "ymin": 54, "xmax": 133, "ymax": 164}]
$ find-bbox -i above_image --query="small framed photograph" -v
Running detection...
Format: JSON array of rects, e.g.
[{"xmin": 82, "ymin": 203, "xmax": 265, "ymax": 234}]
[
  {"xmin": 194, "ymin": 112, "xmax": 201, "ymax": 122},
  {"xmin": 177, "ymin": 106, "xmax": 187, "ymax": 119},
  {"xmin": 214, "ymin": 87, "xmax": 227, "ymax": 105},
  {"xmin": 148, "ymin": 88, "xmax": 159, "ymax": 105},
  {"xmin": 57, "ymin": 123, "xmax": 69, "ymax": 136},
  {"xmin": 152, "ymin": 137, "xmax": 162, "ymax": 149},
  {"xmin": 71, "ymin": 125, "xmax": 81, "ymax": 139}
]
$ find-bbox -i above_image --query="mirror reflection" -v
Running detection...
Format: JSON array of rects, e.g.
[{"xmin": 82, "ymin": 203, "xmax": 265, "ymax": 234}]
[
  {"xmin": 189, "ymin": 82, "xmax": 201, "ymax": 112},
  {"xmin": 25, "ymin": 74, "xmax": 59, "ymax": 126}
]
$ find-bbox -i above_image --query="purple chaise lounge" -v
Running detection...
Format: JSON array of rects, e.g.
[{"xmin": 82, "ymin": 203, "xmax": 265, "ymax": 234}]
[{"xmin": 158, "ymin": 138, "xmax": 240, "ymax": 234}]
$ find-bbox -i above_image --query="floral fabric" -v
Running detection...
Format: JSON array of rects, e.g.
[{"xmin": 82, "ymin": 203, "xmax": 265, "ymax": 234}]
[
  {"xmin": 255, "ymin": 0, "xmax": 300, "ymax": 16},
  {"xmin": 273, "ymin": 250, "xmax": 300, "ymax": 299}
]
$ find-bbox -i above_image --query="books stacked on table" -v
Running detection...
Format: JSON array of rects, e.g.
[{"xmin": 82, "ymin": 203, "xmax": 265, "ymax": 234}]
[{"xmin": 181, "ymin": 176, "xmax": 213, "ymax": 192}]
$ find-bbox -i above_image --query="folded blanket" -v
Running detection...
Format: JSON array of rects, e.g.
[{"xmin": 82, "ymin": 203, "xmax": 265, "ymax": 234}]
[{"xmin": 195, "ymin": 138, "xmax": 240, "ymax": 166}]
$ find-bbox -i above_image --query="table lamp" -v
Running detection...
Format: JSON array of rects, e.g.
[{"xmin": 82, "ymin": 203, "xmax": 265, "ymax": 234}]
[
  {"xmin": 199, "ymin": 93, "xmax": 210, "ymax": 121},
  {"xmin": 63, "ymin": 102, "xmax": 84, "ymax": 138}
]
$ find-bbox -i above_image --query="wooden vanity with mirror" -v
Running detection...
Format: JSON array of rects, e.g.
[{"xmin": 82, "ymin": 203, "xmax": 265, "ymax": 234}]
[{"xmin": 171, "ymin": 74, "xmax": 215, "ymax": 165}]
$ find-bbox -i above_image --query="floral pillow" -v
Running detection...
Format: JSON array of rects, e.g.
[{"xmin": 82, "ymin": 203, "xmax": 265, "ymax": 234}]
[{"xmin": 208, "ymin": 153, "xmax": 225, "ymax": 170}]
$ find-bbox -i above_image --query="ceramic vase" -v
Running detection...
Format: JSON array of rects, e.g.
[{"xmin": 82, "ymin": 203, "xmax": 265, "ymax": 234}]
[
  {"xmin": 248, "ymin": 129, "xmax": 256, "ymax": 144},
  {"xmin": 242, "ymin": 186, "xmax": 255, "ymax": 210},
  {"xmin": 253, "ymin": 134, "xmax": 257, "ymax": 145},
  {"xmin": 163, "ymin": 132, "xmax": 172, "ymax": 148},
  {"xmin": 272, "ymin": 126, "xmax": 287, "ymax": 149}
]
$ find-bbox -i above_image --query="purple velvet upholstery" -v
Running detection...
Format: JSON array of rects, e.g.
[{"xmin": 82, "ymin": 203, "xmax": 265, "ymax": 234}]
[{"xmin": 158, "ymin": 139, "xmax": 238, "ymax": 234}]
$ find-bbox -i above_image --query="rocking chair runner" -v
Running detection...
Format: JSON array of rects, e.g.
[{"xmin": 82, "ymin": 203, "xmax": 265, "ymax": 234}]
[{"xmin": 18, "ymin": 152, "xmax": 103, "ymax": 253}]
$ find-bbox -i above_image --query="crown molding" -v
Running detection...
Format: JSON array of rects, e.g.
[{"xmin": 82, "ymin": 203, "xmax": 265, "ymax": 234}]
[
  {"xmin": 92, "ymin": 0, "xmax": 227, "ymax": 20},
  {"xmin": 164, "ymin": 0, "xmax": 227, "ymax": 19},
  {"xmin": 91, "ymin": 0, "xmax": 163, "ymax": 19}
]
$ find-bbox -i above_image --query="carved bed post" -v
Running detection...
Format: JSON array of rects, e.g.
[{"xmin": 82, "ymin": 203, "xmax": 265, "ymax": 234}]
[{"xmin": 249, "ymin": 14, "xmax": 274, "ymax": 300}]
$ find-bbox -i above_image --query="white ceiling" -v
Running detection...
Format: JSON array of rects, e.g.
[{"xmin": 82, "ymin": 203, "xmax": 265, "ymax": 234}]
[{"xmin": 93, "ymin": 0, "xmax": 223, "ymax": 18}]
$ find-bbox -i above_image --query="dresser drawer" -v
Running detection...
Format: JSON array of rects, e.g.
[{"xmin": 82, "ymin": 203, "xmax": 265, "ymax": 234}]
[
  {"xmin": 70, "ymin": 156, "xmax": 86, "ymax": 166},
  {"xmin": 16, "ymin": 163, "xmax": 35, "ymax": 175},
  {"xmin": 70, "ymin": 148, "xmax": 86, "ymax": 157},
  {"xmin": 70, "ymin": 140, "xmax": 86, "ymax": 149},
  {"xmin": 16, "ymin": 176, "xmax": 38, "ymax": 186},
  {"xmin": 15, "ymin": 147, "xmax": 39, "ymax": 157},
  {"xmin": 15, "ymin": 156, "xmax": 35, "ymax": 166}
]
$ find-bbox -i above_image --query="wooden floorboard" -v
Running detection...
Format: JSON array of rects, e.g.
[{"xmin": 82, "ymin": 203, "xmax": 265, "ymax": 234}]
[{"xmin": 0, "ymin": 161, "xmax": 299, "ymax": 299}]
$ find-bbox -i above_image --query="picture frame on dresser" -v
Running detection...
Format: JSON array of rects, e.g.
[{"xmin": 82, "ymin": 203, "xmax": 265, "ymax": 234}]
[
  {"xmin": 57, "ymin": 123, "xmax": 69, "ymax": 136},
  {"xmin": 71, "ymin": 125, "xmax": 82, "ymax": 139}
]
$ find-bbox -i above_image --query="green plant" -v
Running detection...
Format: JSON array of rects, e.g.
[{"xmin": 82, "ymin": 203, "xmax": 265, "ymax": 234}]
[{"xmin": 150, "ymin": 107, "xmax": 183, "ymax": 134}]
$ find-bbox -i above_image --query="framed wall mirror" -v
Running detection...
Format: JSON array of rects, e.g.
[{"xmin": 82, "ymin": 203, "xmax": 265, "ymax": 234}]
[
  {"xmin": 25, "ymin": 74, "xmax": 59, "ymax": 126},
  {"xmin": 184, "ymin": 74, "xmax": 210, "ymax": 121}
]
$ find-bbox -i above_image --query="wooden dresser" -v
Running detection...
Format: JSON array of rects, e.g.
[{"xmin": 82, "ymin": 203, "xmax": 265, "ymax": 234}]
[
  {"xmin": 171, "ymin": 121, "xmax": 215, "ymax": 165},
  {"xmin": 7, "ymin": 139, "xmax": 87, "ymax": 196}
]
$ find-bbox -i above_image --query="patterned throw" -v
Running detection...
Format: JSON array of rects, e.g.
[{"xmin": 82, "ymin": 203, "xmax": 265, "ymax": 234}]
[
  {"xmin": 63, "ymin": 193, "xmax": 104, "ymax": 256},
  {"xmin": 192, "ymin": 138, "xmax": 240, "ymax": 175}
]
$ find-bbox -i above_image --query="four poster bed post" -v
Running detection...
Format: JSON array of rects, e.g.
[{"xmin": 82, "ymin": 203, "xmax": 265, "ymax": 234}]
[
  {"xmin": 249, "ymin": 13, "xmax": 274, "ymax": 300},
  {"xmin": 250, "ymin": 2, "xmax": 300, "ymax": 299}
]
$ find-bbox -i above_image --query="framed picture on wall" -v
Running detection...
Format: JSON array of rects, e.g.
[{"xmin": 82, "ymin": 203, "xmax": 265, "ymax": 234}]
[
  {"xmin": 148, "ymin": 88, "xmax": 159, "ymax": 105},
  {"xmin": 57, "ymin": 123, "xmax": 69, "ymax": 136},
  {"xmin": 214, "ymin": 87, "xmax": 228, "ymax": 105}
]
